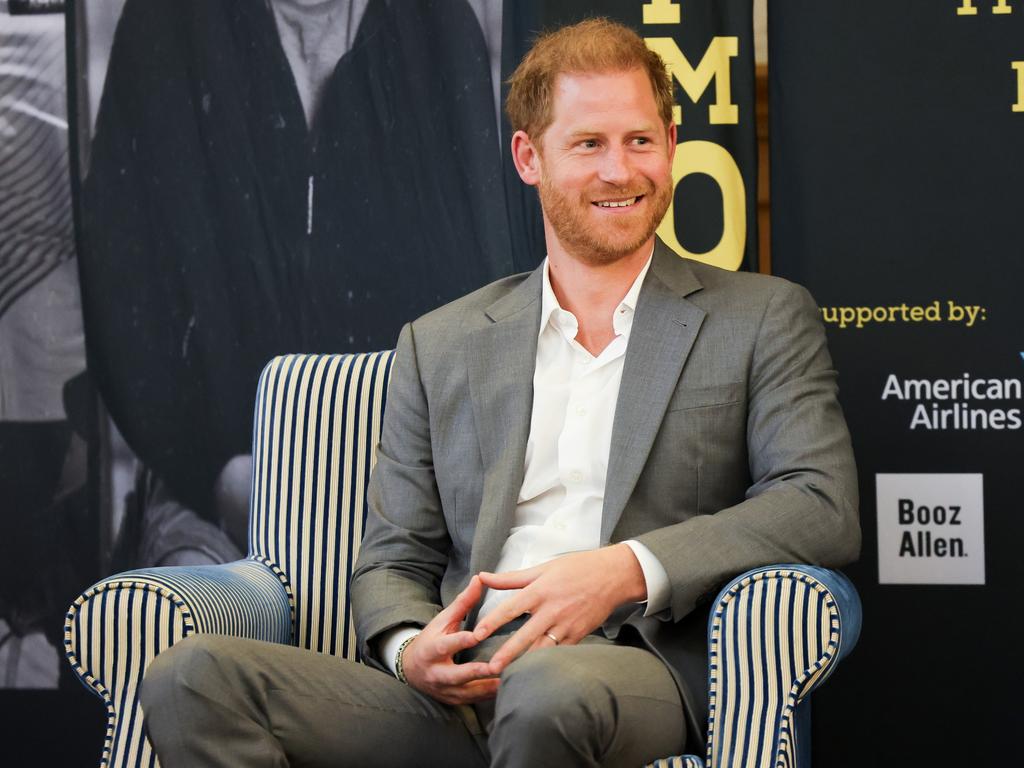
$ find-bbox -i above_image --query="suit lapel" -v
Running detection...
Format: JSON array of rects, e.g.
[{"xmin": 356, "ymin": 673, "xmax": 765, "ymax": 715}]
[
  {"xmin": 466, "ymin": 269, "xmax": 542, "ymax": 583},
  {"xmin": 601, "ymin": 243, "xmax": 707, "ymax": 542}
]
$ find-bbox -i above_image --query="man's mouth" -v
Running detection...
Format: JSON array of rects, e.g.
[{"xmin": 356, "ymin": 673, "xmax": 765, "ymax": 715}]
[{"xmin": 593, "ymin": 195, "xmax": 643, "ymax": 209}]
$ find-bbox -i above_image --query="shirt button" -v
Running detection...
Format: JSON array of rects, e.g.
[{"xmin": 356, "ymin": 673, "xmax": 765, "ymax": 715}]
[
  {"xmin": 553, "ymin": 521, "xmax": 567, "ymax": 531},
  {"xmin": 575, "ymin": 406, "xmax": 587, "ymax": 417},
  {"xmin": 569, "ymin": 470, "xmax": 583, "ymax": 483}
]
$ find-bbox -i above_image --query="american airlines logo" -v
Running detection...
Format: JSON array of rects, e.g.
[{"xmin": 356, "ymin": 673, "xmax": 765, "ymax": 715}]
[{"xmin": 881, "ymin": 373, "xmax": 1023, "ymax": 430}]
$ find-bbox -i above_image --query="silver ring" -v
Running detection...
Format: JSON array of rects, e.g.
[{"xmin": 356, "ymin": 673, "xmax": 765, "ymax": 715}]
[{"xmin": 544, "ymin": 632, "xmax": 559, "ymax": 645}]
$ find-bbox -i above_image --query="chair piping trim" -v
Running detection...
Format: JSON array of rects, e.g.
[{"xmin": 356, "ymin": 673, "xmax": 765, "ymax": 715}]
[
  {"xmin": 248, "ymin": 554, "xmax": 297, "ymax": 641},
  {"xmin": 63, "ymin": 581, "xmax": 195, "ymax": 767}
]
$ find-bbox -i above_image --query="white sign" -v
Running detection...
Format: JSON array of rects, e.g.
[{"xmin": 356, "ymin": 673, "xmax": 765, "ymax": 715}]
[{"xmin": 876, "ymin": 473, "xmax": 985, "ymax": 585}]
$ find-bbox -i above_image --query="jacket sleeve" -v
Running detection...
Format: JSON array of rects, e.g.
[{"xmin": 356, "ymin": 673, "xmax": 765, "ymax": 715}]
[
  {"xmin": 350, "ymin": 322, "xmax": 450, "ymax": 668},
  {"xmin": 634, "ymin": 280, "xmax": 861, "ymax": 621}
]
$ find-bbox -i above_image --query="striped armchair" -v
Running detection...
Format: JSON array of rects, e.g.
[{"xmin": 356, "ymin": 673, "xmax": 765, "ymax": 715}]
[{"xmin": 64, "ymin": 352, "xmax": 862, "ymax": 768}]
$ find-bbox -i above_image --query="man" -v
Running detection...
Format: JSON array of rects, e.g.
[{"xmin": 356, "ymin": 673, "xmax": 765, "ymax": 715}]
[
  {"xmin": 80, "ymin": 0, "xmax": 517, "ymax": 555},
  {"xmin": 141, "ymin": 18, "xmax": 859, "ymax": 768}
]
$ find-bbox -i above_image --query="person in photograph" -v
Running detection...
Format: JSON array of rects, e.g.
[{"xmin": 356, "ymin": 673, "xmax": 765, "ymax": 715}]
[{"xmin": 80, "ymin": 0, "xmax": 524, "ymax": 565}]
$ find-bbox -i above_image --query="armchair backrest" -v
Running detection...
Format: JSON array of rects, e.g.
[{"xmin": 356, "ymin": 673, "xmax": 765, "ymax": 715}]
[{"xmin": 248, "ymin": 352, "xmax": 394, "ymax": 660}]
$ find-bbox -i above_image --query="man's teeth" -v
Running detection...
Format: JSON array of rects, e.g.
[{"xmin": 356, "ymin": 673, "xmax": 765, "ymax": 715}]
[{"xmin": 595, "ymin": 197, "xmax": 637, "ymax": 208}]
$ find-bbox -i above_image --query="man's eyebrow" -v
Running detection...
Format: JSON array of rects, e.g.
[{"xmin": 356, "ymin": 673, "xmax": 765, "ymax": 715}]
[{"xmin": 565, "ymin": 125, "xmax": 659, "ymax": 139}]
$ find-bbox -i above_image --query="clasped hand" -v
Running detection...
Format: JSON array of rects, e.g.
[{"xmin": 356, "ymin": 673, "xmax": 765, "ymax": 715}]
[{"xmin": 401, "ymin": 544, "xmax": 645, "ymax": 705}]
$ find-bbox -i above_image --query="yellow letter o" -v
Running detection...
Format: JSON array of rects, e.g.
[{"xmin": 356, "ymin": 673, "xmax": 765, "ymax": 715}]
[{"xmin": 657, "ymin": 140, "xmax": 746, "ymax": 272}]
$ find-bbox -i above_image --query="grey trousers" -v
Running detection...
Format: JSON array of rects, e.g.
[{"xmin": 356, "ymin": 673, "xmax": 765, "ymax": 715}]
[{"xmin": 140, "ymin": 633, "xmax": 685, "ymax": 768}]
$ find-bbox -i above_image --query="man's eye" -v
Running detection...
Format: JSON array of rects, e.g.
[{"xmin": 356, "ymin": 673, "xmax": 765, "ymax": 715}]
[
  {"xmin": 580, "ymin": 139, "xmax": 598, "ymax": 149},
  {"xmin": 632, "ymin": 137, "xmax": 650, "ymax": 145}
]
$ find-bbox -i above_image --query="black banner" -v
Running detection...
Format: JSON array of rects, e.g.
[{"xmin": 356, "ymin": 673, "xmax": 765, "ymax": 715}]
[{"xmin": 770, "ymin": 2, "xmax": 1023, "ymax": 764}]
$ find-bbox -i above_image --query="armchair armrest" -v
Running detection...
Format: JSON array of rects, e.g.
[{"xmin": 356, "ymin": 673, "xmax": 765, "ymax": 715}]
[
  {"xmin": 645, "ymin": 566, "xmax": 860, "ymax": 768},
  {"xmin": 64, "ymin": 557, "xmax": 293, "ymax": 768},
  {"xmin": 705, "ymin": 565, "xmax": 861, "ymax": 768},
  {"xmin": 646, "ymin": 756, "xmax": 706, "ymax": 768}
]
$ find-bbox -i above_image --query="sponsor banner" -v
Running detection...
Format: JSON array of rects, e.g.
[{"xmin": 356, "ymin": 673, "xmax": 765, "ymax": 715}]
[
  {"xmin": 770, "ymin": 1, "xmax": 1021, "ymax": 764},
  {"xmin": 876, "ymin": 473, "xmax": 985, "ymax": 584}
]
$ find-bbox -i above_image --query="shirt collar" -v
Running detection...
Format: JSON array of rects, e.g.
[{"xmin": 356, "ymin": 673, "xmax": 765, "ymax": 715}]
[{"xmin": 539, "ymin": 247, "xmax": 655, "ymax": 341}]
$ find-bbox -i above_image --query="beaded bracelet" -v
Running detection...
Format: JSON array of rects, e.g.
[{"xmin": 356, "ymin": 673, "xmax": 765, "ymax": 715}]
[{"xmin": 395, "ymin": 635, "xmax": 416, "ymax": 684}]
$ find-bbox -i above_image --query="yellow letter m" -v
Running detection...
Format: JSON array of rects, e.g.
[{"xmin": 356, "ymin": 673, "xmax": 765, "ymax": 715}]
[{"xmin": 645, "ymin": 36, "xmax": 739, "ymax": 125}]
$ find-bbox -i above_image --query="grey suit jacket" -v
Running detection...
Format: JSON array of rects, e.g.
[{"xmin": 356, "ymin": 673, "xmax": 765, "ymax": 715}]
[{"xmin": 351, "ymin": 240, "xmax": 860, "ymax": 752}]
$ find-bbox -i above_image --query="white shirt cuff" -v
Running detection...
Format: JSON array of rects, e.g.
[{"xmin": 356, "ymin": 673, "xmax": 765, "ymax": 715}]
[
  {"xmin": 623, "ymin": 540, "xmax": 671, "ymax": 617},
  {"xmin": 377, "ymin": 626, "xmax": 422, "ymax": 677}
]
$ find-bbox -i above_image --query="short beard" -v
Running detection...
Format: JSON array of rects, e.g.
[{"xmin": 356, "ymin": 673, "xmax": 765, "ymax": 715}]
[{"xmin": 538, "ymin": 175, "xmax": 672, "ymax": 266}]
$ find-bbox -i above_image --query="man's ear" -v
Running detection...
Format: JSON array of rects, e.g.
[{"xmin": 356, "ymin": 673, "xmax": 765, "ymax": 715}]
[
  {"xmin": 666, "ymin": 121, "xmax": 677, "ymax": 165},
  {"xmin": 511, "ymin": 130, "xmax": 542, "ymax": 186}
]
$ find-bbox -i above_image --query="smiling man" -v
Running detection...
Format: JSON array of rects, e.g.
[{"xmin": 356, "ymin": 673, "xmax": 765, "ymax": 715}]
[{"xmin": 141, "ymin": 18, "xmax": 859, "ymax": 768}]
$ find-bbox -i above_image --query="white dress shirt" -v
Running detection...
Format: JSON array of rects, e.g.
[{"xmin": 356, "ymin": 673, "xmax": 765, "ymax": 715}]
[
  {"xmin": 476, "ymin": 253, "xmax": 669, "ymax": 619},
  {"xmin": 381, "ymin": 252, "xmax": 671, "ymax": 672}
]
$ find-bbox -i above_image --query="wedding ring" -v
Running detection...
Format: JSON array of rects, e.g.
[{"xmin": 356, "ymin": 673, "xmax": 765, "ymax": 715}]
[{"xmin": 545, "ymin": 632, "xmax": 560, "ymax": 645}]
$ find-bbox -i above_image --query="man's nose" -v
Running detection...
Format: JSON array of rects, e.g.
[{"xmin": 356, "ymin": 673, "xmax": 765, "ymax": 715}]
[{"xmin": 597, "ymin": 146, "xmax": 631, "ymax": 187}]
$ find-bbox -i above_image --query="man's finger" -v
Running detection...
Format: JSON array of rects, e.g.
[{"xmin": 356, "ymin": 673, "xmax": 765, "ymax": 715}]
[
  {"xmin": 435, "ymin": 660, "xmax": 498, "ymax": 687},
  {"xmin": 458, "ymin": 677, "xmax": 501, "ymax": 702},
  {"xmin": 434, "ymin": 575, "xmax": 483, "ymax": 624},
  {"xmin": 486, "ymin": 615, "xmax": 553, "ymax": 672},
  {"xmin": 432, "ymin": 630, "xmax": 479, "ymax": 658},
  {"xmin": 471, "ymin": 594, "xmax": 530, "ymax": 642},
  {"xmin": 477, "ymin": 566, "xmax": 539, "ymax": 591},
  {"xmin": 527, "ymin": 632, "xmax": 556, "ymax": 653}
]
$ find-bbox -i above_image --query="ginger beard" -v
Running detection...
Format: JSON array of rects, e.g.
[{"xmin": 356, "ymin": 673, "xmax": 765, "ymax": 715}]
[{"xmin": 536, "ymin": 157, "xmax": 673, "ymax": 266}]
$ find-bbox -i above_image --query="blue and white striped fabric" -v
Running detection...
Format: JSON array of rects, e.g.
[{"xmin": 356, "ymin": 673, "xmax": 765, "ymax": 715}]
[
  {"xmin": 65, "ymin": 352, "xmax": 859, "ymax": 768},
  {"xmin": 64, "ymin": 353, "xmax": 392, "ymax": 768},
  {"xmin": 646, "ymin": 755, "xmax": 705, "ymax": 768},
  {"xmin": 248, "ymin": 352, "xmax": 393, "ymax": 659},
  {"xmin": 642, "ymin": 567, "xmax": 860, "ymax": 768},
  {"xmin": 702, "ymin": 566, "xmax": 861, "ymax": 768},
  {"xmin": 63, "ymin": 558, "xmax": 292, "ymax": 768}
]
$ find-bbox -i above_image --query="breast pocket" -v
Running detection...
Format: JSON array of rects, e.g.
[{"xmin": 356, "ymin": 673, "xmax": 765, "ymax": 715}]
[{"xmin": 665, "ymin": 382, "xmax": 744, "ymax": 412}]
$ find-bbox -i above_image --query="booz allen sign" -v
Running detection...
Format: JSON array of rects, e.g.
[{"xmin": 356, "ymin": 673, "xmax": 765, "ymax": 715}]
[{"xmin": 876, "ymin": 473, "xmax": 985, "ymax": 585}]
